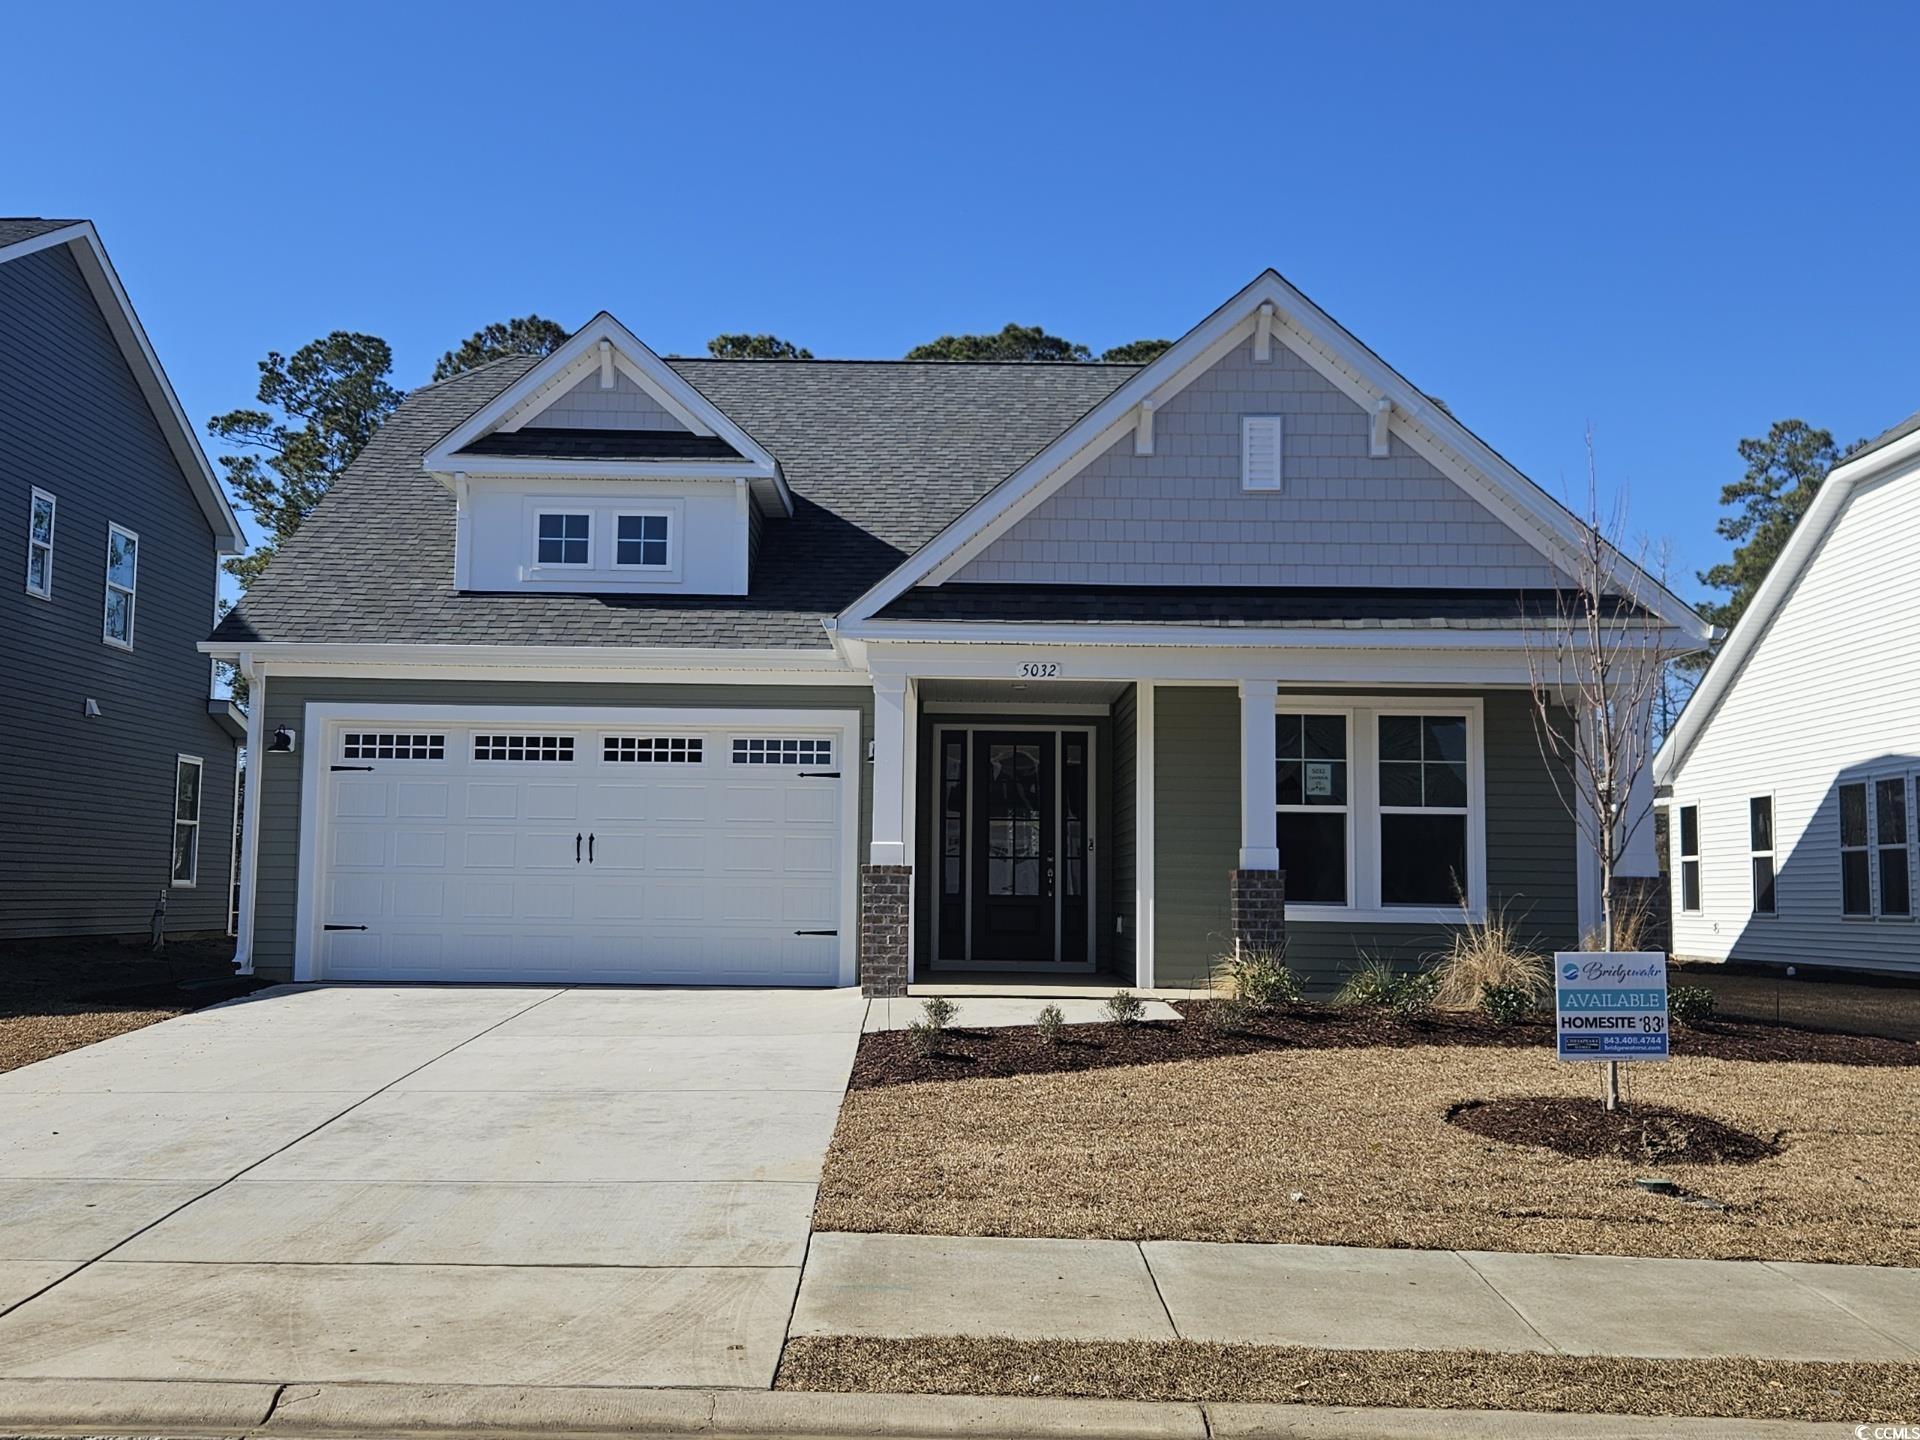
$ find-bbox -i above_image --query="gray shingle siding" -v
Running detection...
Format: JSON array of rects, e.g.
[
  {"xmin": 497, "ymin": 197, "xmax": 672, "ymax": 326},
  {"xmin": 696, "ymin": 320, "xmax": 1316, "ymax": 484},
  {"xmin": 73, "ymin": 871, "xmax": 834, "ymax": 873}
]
[
  {"xmin": 0, "ymin": 242, "xmax": 235, "ymax": 939},
  {"xmin": 248, "ymin": 677, "xmax": 874, "ymax": 981},
  {"xmin": 1151, "ymin": 687, "xmax": 1577, "ymax": 987},
  {"xmin": 215, "ymin": 360, "xmax": 1136, "ymax": 651}
]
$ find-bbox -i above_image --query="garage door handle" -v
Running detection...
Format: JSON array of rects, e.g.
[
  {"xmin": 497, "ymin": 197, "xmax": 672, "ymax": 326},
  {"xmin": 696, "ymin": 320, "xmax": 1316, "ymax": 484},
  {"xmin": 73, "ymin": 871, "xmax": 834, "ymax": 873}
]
[
  {"xmin": 800, "ymin": 771, "xmax": 840, "ymax": 779},
  {"xmin": 576, "ymin": 833, "xmax": 582, "ymax": 863},
  {"xmin": 323, "ymin": 923, "xmax": 368, "ymax": 932},
  {"xmin": 794, "ymin": 929, "xmax": 838, "ymax": 936},
  {"xmin": 588, "ymin": 833, "xmax": 595, "ymax": 863}
]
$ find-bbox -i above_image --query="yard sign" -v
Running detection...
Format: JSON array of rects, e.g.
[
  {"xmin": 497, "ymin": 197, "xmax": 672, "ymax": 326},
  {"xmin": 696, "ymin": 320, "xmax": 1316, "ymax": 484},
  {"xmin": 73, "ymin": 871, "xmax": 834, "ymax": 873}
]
[{"xmin": 1553, "ymin": 952, "xmax": 1669, "ymax": 1062}]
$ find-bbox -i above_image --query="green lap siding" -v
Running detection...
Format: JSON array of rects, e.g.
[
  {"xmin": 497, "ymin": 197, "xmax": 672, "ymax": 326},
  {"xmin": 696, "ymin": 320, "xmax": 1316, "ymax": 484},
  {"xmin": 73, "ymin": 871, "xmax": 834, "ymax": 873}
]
[
  {"xmin": 1151, "ymin": 687, "xmax": 1578, "ymax": 989},
  {"xmin": 249, "ymin": 676, "xmax": 873, "ymax": 982}
]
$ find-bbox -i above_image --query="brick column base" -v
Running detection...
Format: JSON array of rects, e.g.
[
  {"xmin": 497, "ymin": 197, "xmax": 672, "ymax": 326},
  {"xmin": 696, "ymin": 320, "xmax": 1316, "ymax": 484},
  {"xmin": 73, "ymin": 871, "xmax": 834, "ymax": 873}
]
[
  {"xmin": 859, "ymin": 865, "xmax": 912, "ymax": 996},
  {"xmin": 1229, "ymin": 868, "xmax": 1287, "ymax": 958}
]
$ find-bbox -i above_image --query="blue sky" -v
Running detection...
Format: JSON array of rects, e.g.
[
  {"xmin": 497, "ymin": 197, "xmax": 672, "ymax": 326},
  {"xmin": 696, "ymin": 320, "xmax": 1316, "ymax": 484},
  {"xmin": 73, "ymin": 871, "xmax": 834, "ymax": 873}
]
[{"xmin": 9, "ymin": 1, "xmax": 1916, "ymax": 599}]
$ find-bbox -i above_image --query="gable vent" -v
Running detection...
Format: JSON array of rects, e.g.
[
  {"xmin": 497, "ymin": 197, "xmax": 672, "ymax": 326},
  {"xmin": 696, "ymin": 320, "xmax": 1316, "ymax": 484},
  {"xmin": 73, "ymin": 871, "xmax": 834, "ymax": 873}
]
[{"xmin": 1242, "ymin": 415, "xmax": 1284, "ymax": 491}]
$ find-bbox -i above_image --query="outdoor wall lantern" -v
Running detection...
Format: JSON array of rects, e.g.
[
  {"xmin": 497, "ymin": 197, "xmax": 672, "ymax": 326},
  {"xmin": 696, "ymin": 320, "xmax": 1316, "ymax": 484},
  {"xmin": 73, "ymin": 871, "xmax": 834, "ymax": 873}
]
[{"xmin": 268, "ymin": 724, "xmax": 298, "ymax": 754}]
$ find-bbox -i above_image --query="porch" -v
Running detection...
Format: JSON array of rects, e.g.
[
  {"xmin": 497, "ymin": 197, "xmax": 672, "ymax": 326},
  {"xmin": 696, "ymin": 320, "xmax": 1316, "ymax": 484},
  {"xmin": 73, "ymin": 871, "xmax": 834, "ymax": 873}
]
[{"xmin": 856, "ymin": 663, "xmax": 1598, "ymax": 999}]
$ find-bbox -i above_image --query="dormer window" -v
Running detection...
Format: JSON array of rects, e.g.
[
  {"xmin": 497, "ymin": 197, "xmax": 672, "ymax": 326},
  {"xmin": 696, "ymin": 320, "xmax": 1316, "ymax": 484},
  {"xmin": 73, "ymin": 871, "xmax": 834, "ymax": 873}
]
[
  {"xmin": 616, "ymin": 513, "xmax": 670, "ymax": 568},
  {"xmin": 536, "ymin": 512, "xmax": 591, "ymax": 566}
]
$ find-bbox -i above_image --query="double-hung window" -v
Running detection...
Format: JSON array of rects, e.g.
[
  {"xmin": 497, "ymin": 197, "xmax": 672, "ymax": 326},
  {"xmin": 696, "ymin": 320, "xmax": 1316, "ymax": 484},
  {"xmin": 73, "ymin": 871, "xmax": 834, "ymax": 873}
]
[
  {"xmin": 1748, "ymin": 797, "xmax": 1775, "ymax": 916},
  {"xmin": 1275, "ymin": 713, "xmax": 1348, "ymax": 904},
  {"xmin": 25, "ymin": 489, "xmax": 55, "ymax": 598},
  {"xmin": 1378, "ymin": 714, "xmax": 1471, "ymax": 907},
  {"xmin": 1839, "ymin": 782, "xmax": 1872, "ymax": 916},
  {"xmin": 536, "ymin": 512, "xmax": 591, "ymax": 566},
  {"xmin": 103, "ymin": 524, "xmax": 138, "ymax": 647},
  {"xmin": 172, "ymin": 756, "xmax": 203, "ymax": 887},
  {"xmin": 1678, "ymin": 804, "xmax": 1701, "ymax": 912},
  {"xmin": 1876, "ymin": 777, "xmax": 1911, "ymax": 918}
]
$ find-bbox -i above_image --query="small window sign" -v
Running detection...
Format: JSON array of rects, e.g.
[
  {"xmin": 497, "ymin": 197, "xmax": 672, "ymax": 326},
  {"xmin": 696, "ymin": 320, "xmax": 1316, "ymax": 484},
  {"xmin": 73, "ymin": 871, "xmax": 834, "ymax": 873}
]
[
  {"xmin": 1304, "ymin": 761, "xmax": 1334, "ymax": 798},
  {"xmin": 1016, "ymin": 661, "xmax": 1063, "ymax": 679}
]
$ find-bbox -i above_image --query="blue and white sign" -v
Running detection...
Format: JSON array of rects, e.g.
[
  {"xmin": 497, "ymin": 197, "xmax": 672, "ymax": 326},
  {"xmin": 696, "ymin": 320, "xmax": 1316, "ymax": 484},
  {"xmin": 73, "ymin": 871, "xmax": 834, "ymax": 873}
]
[{"xmin": 1554, "ymin": 951, "xmax": 1669, "ymax": 1061}]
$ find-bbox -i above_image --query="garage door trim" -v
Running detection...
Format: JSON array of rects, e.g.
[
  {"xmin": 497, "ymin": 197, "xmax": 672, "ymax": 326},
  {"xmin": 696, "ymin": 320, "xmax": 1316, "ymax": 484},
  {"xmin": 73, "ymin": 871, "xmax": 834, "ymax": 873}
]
[{"xmin": 294, "ymin": 703, "xmax": 864, "ymax": 986}]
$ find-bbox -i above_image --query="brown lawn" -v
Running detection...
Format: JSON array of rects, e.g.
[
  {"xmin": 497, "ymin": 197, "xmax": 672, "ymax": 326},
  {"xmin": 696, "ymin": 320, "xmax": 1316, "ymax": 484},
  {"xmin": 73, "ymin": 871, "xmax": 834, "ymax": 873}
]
[
  {"xmin": 777, "ymin": 1336, "xmax": 1920, "ymax": 1424},
  {"xmin": 815, "ymin": 1044, "xmax": 1920, "ymax": 1265}
]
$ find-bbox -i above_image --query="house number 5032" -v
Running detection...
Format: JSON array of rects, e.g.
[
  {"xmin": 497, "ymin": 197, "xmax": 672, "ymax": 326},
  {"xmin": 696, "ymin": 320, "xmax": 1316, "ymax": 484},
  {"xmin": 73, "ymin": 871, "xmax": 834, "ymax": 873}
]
[{"xmin": 1017, "ymin": 661, "xmax": 1062, "ymax": 679}]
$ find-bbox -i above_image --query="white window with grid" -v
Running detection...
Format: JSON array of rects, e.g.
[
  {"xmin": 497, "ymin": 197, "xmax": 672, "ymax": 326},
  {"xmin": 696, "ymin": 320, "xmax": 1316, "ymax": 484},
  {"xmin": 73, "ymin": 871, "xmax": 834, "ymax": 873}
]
[
  {"xmin": 25, "ymin": 489, "xmax": 55, "ymax": 599},
  {"xmin": 732, "ymin": 736, "xmax": 833, "ymax": 767},
  {"xmin": 603, "ymin": 735, "xmax": 704, "ymax": 763},
  {"xmin": 473, "ymin": 734, "xmax": 576, "ymax": 762},
  {"xmin": 342, "ymin": 732, "xmax": 446, "ymax": 761}
]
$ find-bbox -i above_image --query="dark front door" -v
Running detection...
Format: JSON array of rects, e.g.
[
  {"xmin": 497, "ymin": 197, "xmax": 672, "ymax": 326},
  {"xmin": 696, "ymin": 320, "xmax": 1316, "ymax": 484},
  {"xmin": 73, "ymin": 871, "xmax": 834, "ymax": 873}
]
[{"xmin": 971, "ymin": 731, "xmax": 1055, "ymax": 962}]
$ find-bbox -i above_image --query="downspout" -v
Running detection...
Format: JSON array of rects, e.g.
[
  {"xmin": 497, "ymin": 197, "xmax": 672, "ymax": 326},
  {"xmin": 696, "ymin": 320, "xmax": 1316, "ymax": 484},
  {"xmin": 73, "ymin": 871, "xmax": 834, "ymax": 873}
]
[{"xmin": 232, "ymin": 653, "xmax": 266, "ymax": 976}]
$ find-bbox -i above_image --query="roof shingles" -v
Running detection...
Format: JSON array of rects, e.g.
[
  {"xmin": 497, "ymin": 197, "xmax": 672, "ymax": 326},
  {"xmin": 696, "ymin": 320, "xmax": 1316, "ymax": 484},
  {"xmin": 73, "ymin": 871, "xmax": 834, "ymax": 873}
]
[{"xmin": 215, "ymin": 358, "xmax": 1135, "ymax": 650}]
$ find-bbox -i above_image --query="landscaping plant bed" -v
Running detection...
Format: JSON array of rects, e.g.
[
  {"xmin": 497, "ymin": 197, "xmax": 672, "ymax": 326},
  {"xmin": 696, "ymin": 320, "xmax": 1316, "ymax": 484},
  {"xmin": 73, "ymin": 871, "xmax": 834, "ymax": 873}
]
[
  {"xmin": 776, "ymin": 1335, "xmax": 1920, "ymax": 1425},
  {"xmin": 848, "ymin": 999, "xmax": 1919, "ymax": 1091},
  {"xmin": 1446, "ymin": 1096, "xmax": 1778, "ymax": 1165}
]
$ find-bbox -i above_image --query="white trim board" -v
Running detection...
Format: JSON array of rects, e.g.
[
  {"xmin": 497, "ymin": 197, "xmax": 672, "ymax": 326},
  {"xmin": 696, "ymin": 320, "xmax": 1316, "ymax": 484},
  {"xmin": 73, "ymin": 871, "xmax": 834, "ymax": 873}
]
[
  {"xmin": 421, "ymin": 312, "xmax": 794, "ymax": 518},
  {"xmin": 292, "ymin": 703, "xmax": 863, "ymax": 987},
  {"xmin": 0, "ymin": 222, "xmax": 244, "ymax": 552},
  {"xmin": 837, "ymin": 269, "xmax": 1709, "ymax": 640}
]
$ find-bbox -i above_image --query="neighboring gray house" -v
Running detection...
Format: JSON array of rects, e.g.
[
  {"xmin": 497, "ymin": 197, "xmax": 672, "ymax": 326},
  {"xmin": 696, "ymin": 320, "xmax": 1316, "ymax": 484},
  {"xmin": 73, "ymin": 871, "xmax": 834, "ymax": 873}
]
[
  {"xmin": 1658, "ymin": 409, "xmax": 1920, "ymax": 976},
  {"xmin": 1, "ymin": 219, "xmax": 246, "ymax": 942},
  {"xmin": 209, "ymin": 274, "xmax": 1707, "ymax": 994}
]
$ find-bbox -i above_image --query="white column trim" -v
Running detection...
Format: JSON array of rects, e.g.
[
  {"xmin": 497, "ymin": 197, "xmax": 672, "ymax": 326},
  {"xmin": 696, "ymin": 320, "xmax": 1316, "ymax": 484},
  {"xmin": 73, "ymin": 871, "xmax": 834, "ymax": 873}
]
[
  {"xmin": 901, "ymin": 677, "xmax": 919, "ymax": 982},
  {"xmin": 1136, "ymin": 681, "xmax": 1156, "ymax": 988},
  {"xmin": 1238, "ymin": 679, "xmax": 1279, "ymax": 869},
  {"xmin": 232, "ymin": 658, "xmax": 266, "ymax": 975},
  {"xmin": 869, "ymin": 674, "xmax": 910, "ymax": 866}
]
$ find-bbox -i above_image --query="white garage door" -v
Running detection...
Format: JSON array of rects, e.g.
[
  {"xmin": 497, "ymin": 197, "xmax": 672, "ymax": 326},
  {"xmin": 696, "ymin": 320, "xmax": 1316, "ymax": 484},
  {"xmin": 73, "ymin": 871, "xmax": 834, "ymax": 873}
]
[{"xmin": 308, "ymin": 713, "xmax": 852, "ymax": 985}]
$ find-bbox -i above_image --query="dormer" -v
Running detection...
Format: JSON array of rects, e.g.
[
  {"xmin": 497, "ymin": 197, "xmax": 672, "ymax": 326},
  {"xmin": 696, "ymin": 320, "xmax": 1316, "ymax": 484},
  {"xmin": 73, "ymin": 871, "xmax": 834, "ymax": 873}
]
[{"xmin": 423, "ymin": 313, "xmax": 790, "ymax": 596}]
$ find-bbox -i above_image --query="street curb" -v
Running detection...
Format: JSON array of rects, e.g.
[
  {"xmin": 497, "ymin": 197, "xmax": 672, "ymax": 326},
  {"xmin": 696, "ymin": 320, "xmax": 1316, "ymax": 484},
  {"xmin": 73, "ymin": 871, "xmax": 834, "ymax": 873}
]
[{"xmin": 0, "ymin": 1381, "xmax": 1844, "ymax": 1439}]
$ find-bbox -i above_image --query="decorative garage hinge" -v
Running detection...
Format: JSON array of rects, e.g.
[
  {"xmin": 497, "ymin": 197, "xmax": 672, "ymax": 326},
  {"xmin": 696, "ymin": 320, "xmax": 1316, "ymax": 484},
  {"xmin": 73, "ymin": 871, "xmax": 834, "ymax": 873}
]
[
  {"xmin": 323, "ymin": 923, "xmax": 369, "ymax": 932},
  {"xmin": 794, "ymin": 929, "xmax": 838, "ymax": 937},
  {"xmin": 799, "ymin": 771, "xmax": 840, "ymax": 779},
  {"xmin": 330, "ymin": 764, "xmax": 375, "ymax": 773}
]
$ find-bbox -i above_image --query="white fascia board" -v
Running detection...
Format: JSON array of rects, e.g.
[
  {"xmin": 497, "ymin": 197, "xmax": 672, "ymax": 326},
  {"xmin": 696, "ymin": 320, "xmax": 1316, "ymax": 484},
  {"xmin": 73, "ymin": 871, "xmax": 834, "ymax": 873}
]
[
  {"xmin": 422, "ymin": 312, "xmax": 793, "ymax": 517},
  {"xmin": 0, "ymin": 224, "xmax": 246, "ymax": 553},
  {"xmin": 1656, "ymin": 429, "xmax": 1920, "ymax": 785},
  {"xmin": 193, "ymin": 640, "xmax": 861, "ymax": 683},
  {"xmin": 839, "ymin": 268, "xmax": 1707, "ymax": 639}
]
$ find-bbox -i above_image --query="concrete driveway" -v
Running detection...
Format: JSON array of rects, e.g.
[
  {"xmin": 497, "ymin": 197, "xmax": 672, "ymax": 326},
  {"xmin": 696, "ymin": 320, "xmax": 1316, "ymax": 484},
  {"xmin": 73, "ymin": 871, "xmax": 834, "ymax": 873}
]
[{"xmin": 0, "ymin": 983, "xmax": 865, "ymax": 1388}]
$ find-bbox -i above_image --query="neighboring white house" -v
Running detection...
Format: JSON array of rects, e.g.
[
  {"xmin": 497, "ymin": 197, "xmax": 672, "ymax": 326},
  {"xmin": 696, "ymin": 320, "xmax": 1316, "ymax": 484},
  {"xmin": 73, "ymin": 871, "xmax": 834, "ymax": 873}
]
[{"xmin": 1657, "ymin": 409, "xmax": 1920, "ymax": 975}]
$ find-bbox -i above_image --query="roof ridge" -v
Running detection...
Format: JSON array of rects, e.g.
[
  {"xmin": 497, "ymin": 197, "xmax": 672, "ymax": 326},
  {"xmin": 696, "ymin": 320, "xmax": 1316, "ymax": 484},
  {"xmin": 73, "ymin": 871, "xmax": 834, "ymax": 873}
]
[{"xmin": 666, "ymin": 356, "xmax": 1144, "ymax": 369}]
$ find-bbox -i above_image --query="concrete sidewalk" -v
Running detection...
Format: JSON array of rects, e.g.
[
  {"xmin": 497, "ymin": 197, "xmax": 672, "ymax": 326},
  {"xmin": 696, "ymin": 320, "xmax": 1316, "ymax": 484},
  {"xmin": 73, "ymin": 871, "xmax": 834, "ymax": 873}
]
[{"xmin": 794, "ymin": 1233, "xmax": 1920, "ymax": 1363}]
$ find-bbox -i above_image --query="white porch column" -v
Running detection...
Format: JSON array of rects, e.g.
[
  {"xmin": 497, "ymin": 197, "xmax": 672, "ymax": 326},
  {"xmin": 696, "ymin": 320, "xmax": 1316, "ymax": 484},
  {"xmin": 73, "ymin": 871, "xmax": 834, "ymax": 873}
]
[
  {"xmin": 1135, "ymin": 681, "xmax": 1156, "ymax": 989},
  {"xmin": 1616, "ymin": 689, "xmax": 1659, "ymax": 878},
  {"xmin": 1237, "ymin": 678, "xmax": 1279, "ymax": 870},
  {"xmin": 869, "ymin": 673, "xmax": 911, "ymax": 866}
]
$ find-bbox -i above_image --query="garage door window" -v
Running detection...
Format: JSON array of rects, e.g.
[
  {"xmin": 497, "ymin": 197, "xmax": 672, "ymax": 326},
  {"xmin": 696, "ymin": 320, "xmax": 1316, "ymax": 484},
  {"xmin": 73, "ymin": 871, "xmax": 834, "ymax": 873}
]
[
  {"xmin": 474, "ymin": 734, "xmax": 575, "ymax": 762},
  {"xmin": 604, "ymin": 736, "xmax": 704, "ymax": 763},
  {"xmin": 343, "ymin": 732, "xmax": 445, "ymax": 761},
  {"xmin": 733, "ymin": 737, "xmax": 832, "ymax": 766}
]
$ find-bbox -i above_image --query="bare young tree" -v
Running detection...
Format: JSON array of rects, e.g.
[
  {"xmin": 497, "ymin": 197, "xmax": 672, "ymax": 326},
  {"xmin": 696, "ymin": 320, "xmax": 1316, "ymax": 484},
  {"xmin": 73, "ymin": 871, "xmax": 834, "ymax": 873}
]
[{"xmin": 1527, "ymin": 434, "xmax": 1689, "ymax": 1109}]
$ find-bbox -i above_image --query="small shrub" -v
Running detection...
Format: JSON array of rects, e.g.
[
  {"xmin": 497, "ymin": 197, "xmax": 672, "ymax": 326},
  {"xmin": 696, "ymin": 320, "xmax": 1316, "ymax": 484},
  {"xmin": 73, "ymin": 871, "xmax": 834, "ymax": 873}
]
[
  {"xmin": 1432, "ymin": 904, "xmax": 1547, "ymax": 1011},
  {"xmin": 1336, "ymin": 959, "xmax": 1401, "ymax": 1009},
  {"xmin": 1337, "ymin": 959, "xmax": 1437, "ymax": 1016},
  {"xmin": 1479, "ymin": 982, "xmax": 1532, "ymax": 1026},
  {"xmin": 1669, "ymin": 985, "xmax": 1715, "ymax": 1028},
  {"xmin": 1391, "ymin": 969, "xmax": 1439, "ymax": 1018},
  {"xmin": 1104, "ymin": 989, "xmax": 1145, "ymax": 1025},
  {"xmin": 906, "ymin": 1019, "xmax": 941, "ymax": 1057},
  {"xmin": 1213, "ymin": 947, "xmax": 1303, "ymax": 1010},
  {"xmin": 918, "ymin": 996, "xmax": 958, "ymax": 1031},
  {"xmin": 1035, "ymin": 1003, "xmax": 1066, "ymax": 1045},
  {"xmin": 1205, "ymin": 994, "xmax": 1254, "ymax": 1032}
]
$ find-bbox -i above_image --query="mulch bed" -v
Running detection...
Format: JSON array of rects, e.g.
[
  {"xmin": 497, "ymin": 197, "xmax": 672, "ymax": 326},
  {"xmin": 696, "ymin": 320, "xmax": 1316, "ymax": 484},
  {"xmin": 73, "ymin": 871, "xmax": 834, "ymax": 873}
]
[
  {"xmin": 776, "ymin": 1335, "xmax": 1920, "ymax": 1424},
  {"xmin": 848, "ymin": 999, "xmax": 1920, "ymax": 1091},
  {"xmin": 1446, "ymin": 1096, "xmax": 1778, "ymax": 1165}
]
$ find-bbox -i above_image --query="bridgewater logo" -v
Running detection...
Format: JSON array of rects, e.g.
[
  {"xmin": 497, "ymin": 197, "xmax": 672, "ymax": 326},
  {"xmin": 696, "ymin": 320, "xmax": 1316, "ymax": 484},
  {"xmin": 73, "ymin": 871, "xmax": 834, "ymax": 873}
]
[
  {"xmin": 1566, "ymin": 958, "xmax": 1664, "ymax": 984},
  {"xmin": 1561, "ymin": 963, "xmax": 1581, "ymax": 982}
]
